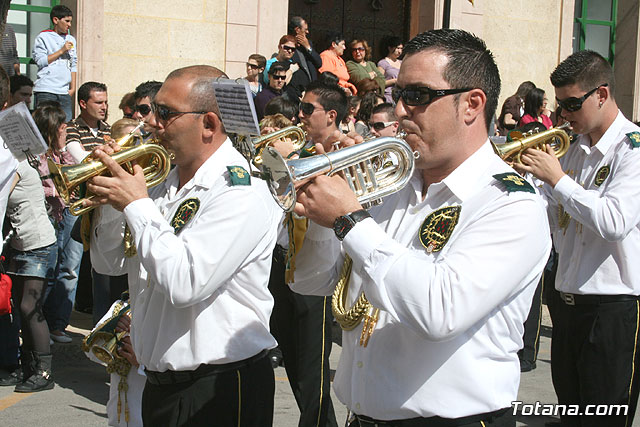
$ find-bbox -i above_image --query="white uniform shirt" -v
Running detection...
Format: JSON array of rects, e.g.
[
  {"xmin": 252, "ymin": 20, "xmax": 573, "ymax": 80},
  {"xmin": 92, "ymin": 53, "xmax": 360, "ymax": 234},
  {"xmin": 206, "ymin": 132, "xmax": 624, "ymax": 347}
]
[
  {"xmin": 544, "ymin": 112, "xmax": 640, "ymax": 295},
  {"xmin": 91, "ymin": 139, "xmax": 279, "ymax": 371},
  {"xmin": 292, "ymin": 142, "xmax": 551, "ymax": 420}
]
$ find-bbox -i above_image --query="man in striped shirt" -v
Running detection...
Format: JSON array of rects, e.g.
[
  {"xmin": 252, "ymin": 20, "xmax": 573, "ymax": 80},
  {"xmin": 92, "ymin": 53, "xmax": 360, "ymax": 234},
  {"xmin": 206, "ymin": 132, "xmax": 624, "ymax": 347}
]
[{"xmin": 65, "ymin": 81, "xmax": 110, "ymax": 152}]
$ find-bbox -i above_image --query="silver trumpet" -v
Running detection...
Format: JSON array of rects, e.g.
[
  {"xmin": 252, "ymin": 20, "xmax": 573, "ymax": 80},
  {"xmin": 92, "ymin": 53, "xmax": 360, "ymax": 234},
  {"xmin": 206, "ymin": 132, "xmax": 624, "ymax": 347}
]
[{"xmin": 259, "ymin": 136, "xmax": 415, "ymax": 212}]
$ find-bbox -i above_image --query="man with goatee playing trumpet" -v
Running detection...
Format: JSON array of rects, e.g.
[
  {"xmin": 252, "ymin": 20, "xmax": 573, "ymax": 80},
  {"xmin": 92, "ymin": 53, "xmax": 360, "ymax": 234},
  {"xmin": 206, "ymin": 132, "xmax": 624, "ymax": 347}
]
[{"xmin": 87, "ymin": 65, "xmax": 280, "ymax": 426}]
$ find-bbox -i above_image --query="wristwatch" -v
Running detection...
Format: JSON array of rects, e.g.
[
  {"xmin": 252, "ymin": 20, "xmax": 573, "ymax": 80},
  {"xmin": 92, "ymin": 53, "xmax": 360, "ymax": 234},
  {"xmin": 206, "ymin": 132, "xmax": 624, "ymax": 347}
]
[{"xmin": 333, "ymin": 209, "xmax": 371, "ymax": 241}]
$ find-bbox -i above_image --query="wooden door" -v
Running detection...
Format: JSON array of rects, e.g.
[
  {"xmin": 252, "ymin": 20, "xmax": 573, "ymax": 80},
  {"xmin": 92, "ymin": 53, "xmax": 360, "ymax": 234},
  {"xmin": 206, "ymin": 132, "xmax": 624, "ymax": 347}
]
[{"xmin": 288, "ymin": 0, "xmax": 410, "ymax": 61}]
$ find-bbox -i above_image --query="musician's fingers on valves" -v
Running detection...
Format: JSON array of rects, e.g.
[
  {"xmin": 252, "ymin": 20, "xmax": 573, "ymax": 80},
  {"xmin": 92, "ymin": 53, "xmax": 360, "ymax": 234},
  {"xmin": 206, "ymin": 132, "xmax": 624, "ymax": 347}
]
[
  {"xmin": 514, "ymin": 144, "xmax": 563, "ymax": 185},
  {"xmin": 85, "ymin": 149, "xmax": 147, "ymax": 211},
  {"xmin": 115, "ymin": 311, "xmax": 132, "ymax": 333},
  {"xmin": 294, "ymin": 174, "xmax": 362, "ymax": 228}
]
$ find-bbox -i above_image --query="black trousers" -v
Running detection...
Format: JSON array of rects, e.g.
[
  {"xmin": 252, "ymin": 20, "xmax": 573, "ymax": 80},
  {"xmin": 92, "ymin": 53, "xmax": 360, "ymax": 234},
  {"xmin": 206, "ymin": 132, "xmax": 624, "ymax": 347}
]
[
  {"xmin": 268, "ymin": 247, "xmax": 338, "ymax": 427},
  {"xmin": 348, "ymin": 407, "xmax": 514, "ymax": 427},
  {"xmin": 518, "ymin": 278, "xmax": 543, "ymax": 365},
  {"xmin": 141, "ymin": 353, "xmax": 274, "ymax": 426},
  {"xmin": 551, "ymin": 298, "xmax": 640, "ymax": 427}
]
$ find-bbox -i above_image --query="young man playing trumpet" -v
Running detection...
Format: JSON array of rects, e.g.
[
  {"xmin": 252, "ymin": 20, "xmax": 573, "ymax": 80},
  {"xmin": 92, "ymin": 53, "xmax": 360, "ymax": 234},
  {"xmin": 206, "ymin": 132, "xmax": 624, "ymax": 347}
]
[
  {"xmin": 517, "ymin": 50, "xmax": 640, "ymax": 427},
  {"xmin": 291, "ymin": 29, "xmax": 551, "ymax": 426}
]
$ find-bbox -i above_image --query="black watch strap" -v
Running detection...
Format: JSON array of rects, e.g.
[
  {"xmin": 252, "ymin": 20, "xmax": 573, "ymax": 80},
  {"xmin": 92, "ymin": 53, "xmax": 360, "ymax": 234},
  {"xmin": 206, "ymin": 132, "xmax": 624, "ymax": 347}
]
[{"xmin": 333, "ymin": 209, "xmax": 371, "ymax": 241}]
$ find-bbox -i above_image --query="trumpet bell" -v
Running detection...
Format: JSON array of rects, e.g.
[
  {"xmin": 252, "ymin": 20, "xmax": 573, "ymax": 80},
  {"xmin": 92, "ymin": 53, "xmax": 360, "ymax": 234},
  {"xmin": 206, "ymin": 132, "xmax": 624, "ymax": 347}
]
[{"xmin": 492, "ymin": 122, "xmax": 571, "ymax": 164}]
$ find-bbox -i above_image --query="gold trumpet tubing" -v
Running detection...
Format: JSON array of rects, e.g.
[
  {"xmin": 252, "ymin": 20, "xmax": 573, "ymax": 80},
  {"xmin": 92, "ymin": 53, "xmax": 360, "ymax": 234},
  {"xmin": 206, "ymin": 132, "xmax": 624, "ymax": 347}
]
[
  {"xmin": 252, "ymin": 125, "xmax": 307, "ymax": 165},
  {"xmin": 56, "ymin": 144, "xmax": 172, "ymax": 216},
  {"xmin": 492, "ymin": 122, "xmax": 571, "ymax": 164}
]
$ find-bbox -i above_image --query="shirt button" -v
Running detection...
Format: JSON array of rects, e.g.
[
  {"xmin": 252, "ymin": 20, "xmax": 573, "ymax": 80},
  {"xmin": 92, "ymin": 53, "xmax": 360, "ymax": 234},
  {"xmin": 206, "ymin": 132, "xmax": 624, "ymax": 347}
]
[{"xmin": 357, "ymin": 361, "xmax": 363, "ymax": 368}]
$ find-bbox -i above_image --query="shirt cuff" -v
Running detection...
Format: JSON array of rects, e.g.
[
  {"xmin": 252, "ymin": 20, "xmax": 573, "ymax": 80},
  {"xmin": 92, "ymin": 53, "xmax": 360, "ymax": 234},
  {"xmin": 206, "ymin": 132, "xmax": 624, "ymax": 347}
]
[
  {"xmin": 123, "ymin": 198, "xmax": 162, "ymax": 236},
  {"xmin": 552, "ymin": 174, "xmax": 580, "ymax": 204},
  {"xmin": 342, "ymin": 217, "xmax": 387, "ymax": 269},
  {"xmin": 304, "ymin": 218, "xmax": 335, "ymax": 241}
]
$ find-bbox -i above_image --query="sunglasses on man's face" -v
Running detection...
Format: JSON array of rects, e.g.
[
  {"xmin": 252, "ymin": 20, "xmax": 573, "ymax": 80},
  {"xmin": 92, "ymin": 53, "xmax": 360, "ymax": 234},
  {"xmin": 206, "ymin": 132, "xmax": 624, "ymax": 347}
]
[
  {"xmin": 134, "ymin": 104, "xmax": 152, "ymax": 116},
  {"xmin": 555, "ymin": 83, "xmax": 607, "ymax": 113},
  {"xmin": 299, "ymin": 102, "xmax": 325, "ymax": 116},
  {"xmin": 152, "ymin": 103, "xmax": 207, "ymax": 121},
  {"xmin": 370, "ymin": 121, "xmax": 396, "ymax": 132},
  {"xmin": 271, "ymin": 74, "xmax": 287, "ymax": 81},
  {"xmin": 282, "ymin": 46, "xmax": 296, "ymax": 52},
  {"xmin": 246, "ymin": 62, "xmax": 260, "ymax": 70},
  {"xmin": 391, "ymin": 86, "xmax": 473, "ymax": 107}
]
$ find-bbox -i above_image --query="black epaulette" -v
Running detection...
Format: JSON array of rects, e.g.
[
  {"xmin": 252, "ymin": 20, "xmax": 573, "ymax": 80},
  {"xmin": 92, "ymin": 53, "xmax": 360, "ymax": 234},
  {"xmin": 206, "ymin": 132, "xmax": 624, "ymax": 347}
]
[
  {"xmin": 493, "ymin": 172, "xmax": 535, "ymax": 194},
  {"xmin": 226, "ymin": 166, "xmax": 251, "ymax": 185}
]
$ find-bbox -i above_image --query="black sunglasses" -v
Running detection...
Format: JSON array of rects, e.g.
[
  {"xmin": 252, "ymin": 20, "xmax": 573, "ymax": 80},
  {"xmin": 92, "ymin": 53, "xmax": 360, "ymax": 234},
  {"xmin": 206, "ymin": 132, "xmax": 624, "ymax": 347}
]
[
  {"xmin": 282, "ymin": 46, "xmax": 296, "ymax": 52},
  {"xmin": 271, "ymin": 74, "xmax": 287, "ymax": 81},
  {"xmin": 134, "ymin": 104, "xmax": 152, "ymax": 116},
  {"xmin": 246, "ymin": 62, "xmax": 260, "ymax": 69},
  {"xmin": 370, "ymin": 121, "xmax": 396, "ymax": 132},
  {"xmin": 556, "ymin": 83, "xmax": 607, "ymax": 112},
  {"xmin": 152, "ymin": 103, "xmax": 207, "ymax": 121},
  {"xmin": 391, "ymin": 86, "xmax": 473, "ymax": 107},
  {"xmin": 299, "ymin": 102, "xmax": 325, "ymax": 116}
]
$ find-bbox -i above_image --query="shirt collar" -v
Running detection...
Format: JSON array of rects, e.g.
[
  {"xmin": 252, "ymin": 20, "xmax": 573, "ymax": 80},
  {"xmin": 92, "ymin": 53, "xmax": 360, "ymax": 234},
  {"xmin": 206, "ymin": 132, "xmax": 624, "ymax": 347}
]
[
  {"xmin": 440, "ymin": 141, "xmax": 496, "ymax": 202},
  {"xmin": 587, "ymin": 110, "xmax": 626, "ymax": 156},
  {"xmin": 73, "ymin": 115, "xmax": 109, "ymax": 131}
]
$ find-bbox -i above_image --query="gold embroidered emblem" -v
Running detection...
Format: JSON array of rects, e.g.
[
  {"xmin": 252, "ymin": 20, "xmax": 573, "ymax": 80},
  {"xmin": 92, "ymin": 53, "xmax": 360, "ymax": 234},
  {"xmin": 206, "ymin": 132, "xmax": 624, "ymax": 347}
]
[
  {"xmin": 558, "ymin": 204, "xmax": 571, "ymax": 234},
  {"xmin": 594, "ymin": 165, "xmax": 610, "ymax": 187},
  {"xmin": 170, "ymin": 198, "xmax": 200, "ymax": 234},
  {"xmin": 419, "ymin": 206, "xmax": 461, "ymax": 253}
]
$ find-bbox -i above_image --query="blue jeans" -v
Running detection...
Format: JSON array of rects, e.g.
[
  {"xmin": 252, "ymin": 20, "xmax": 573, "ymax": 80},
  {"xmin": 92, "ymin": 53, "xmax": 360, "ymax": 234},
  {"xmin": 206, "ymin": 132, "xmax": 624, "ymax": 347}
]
[
  {"xmin": 44, "ymin": 208, "xmax": 84, "ymax": 332},
  {"xmin": 34, "ymin": 92, "xmax": 73, "ymax": 122}
]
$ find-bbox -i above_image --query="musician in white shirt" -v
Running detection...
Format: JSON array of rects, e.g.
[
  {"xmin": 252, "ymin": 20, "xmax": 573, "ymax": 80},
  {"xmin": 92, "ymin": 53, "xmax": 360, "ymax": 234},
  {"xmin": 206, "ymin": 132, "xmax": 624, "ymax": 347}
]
[
  {"xmin": 88, "ymin": 65, "xmax": 280, "ymax": 426},
  {"xmin": 517, "ymin": 50, "xmax": 640, "ymax": 427},
  {"xmin": 291, "ymin": 29, "xmax": 551, "ymax": 426}
]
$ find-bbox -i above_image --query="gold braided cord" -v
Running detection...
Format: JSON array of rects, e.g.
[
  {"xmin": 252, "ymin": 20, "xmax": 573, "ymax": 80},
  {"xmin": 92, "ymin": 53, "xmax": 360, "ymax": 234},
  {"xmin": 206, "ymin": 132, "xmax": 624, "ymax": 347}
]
[{"xmin": 332, "ymin": 255, "xmax": 372, "ymax": 331}]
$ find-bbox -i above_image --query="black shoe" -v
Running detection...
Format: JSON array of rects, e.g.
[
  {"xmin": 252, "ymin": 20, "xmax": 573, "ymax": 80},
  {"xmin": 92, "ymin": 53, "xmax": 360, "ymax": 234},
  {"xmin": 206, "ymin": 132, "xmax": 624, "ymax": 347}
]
[
  {"xmin": 0, "ymin": 368, "xmax": 22, "ymax": 386},
  {"xmin": 14, "ymin": 352, "xmax": 54, "ymax": 393},
  {"xmin": 520, "ymin": 359, "xmax": 537, "ymax": 372}
]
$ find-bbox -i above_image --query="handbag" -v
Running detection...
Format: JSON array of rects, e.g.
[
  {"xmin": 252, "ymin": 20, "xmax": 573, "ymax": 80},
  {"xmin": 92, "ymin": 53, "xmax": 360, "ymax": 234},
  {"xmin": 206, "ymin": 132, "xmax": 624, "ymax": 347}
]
[{"xmin": 0, "ymin": 256, "xmax": 12, "ymax": 315}]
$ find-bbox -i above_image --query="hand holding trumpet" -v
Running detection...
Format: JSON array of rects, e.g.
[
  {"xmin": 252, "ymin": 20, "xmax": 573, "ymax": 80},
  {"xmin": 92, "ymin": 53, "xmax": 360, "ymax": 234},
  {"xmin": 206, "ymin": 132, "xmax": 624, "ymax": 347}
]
[
  {"xmin": 85, "ymin": 143, "xmax": 149, "ymax": 212},
  {"xmin": 512, "ymin": 144, "xmax": 566, "ymax": 187}
]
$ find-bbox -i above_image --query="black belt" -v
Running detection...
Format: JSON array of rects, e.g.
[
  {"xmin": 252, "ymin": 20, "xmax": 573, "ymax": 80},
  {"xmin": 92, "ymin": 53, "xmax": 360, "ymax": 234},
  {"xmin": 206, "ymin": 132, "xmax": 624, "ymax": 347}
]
[
  {"xmin": 353, "ymin": 408, "xmax": 510, "ymax": 427},
  {"xmin": 559, "ymin": 292, "xmax": 640, "ymax": 306},
  {"xmin": 145, "ymin": 349, "xmax": 268, "ymax": 385}
]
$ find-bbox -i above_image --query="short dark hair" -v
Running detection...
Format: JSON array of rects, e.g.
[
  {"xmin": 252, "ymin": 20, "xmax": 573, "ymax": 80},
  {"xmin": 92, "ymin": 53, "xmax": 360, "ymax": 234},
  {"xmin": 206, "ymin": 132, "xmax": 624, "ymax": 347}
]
[
  {"xmin": 515, "ymin": 81, "xmax": 536, "ymax": 98},
  {"xmin": 0, "ymin": 67, "xmax": 10, "ymax": 108},
  {"xmin": 10, "ymin": 74, "xmax": 33, "ymax": 94},
  {"xmin": 306, "ymin": 80, "xmax": 348, "ymax": 125},
  {"xmin": 248, "ymin": 53, "xmax": 267, "ymax": 69},
  {"xmin": 134, "ymin": 81, "xmax": 162, "ymax": 102},
  {"xmin": 550, "ymin": 50, "xmax": 615, "ymax": 98},
  {"xmin": 119, "ymin": 92, "xmax": 136, "ymax": 114},
  {"xmin": 318, "ymin": 71, "xmax": 339, "ymax": 87},
  {"xmin": 356, "ymin": 92, "xmax": 384, "ymax": 123},
  {"xmin": 380, "ymin": 35, "xmax": 403, "ymax": 57},
  {"xmin": 372, "ymin": 102, "xmax": 396, "ymax": 120},
  {"xmin": 269, "ymin": 61, "xmax": 289, "ymax": 76},
  {"xmin": 288, "ymin": 16, "xmax": 305, "ymax": 35},
  {"xmin": 325, "ymin": 32, "xmax": 344, "ymax": 50},
  {"xmin": 50, "ymin": 5, "xmax": 72, "ymax": 21},
  {"xmin": 403, "ymin": 29, "xmax": 501, "ymax": 131},
  {"xmin": 78, "ymin": 81, "xmax": 107, "ymax": 103},
  {"xmin": 265, "ymin": 96, "xmax": 298, "ymax": 122},
  {"xmin": 523, "ymin": 88, "xmax": 545, "ymax": 117},
  {"xmin": 33, "ymin": 102, "xmax": 66, "ymax": 148}
]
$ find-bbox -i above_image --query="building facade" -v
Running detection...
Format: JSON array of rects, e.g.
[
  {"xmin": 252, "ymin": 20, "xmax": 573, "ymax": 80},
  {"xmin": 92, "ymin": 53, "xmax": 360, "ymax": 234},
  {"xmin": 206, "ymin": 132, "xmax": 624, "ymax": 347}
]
[{"xmin": 7, "ymin": 0, "xmax": 640, "ymax": 121}]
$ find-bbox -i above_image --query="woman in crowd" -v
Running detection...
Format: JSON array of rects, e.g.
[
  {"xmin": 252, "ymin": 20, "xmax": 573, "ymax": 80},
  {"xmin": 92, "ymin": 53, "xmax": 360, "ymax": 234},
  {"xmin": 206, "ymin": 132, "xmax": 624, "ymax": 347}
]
[
  {"xmin": 354, "ymin": 91, "xmax": 385, "ymax": 138},
  {"xmin": 264, "ymin": 35, "xmax": 298, "ymax": 86},
  {"xmin": 244, "ymin": 53, "xmax": 266, "ymax": 97},
  {"xmin": 0, "ymin": 106, "xmax": 60, "ymax": 390},
  {"xmin": 319, "ymin": 33, "xmax": 357, "ymax": 95},
  {"xmin": 346, "ymin": 39, "xmax": 385, "ymax": 95},
  {"xmin": 377, "ymin": 36, "xmax": 403, "ymax": 103},
  {"xmin": 519, "ymin": 87, "xmax": 553, "ymax": 129}
]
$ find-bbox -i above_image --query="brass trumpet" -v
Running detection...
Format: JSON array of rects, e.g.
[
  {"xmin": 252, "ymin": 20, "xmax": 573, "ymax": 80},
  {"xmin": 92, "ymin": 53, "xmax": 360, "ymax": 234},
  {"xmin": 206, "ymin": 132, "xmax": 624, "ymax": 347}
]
[
  {"xmin": 241, "ymin": 124, "xmax": 307, "ymax": 166},
  {"xmin": 492, "ymin": 122, "xmax": 571, "ymax": 164},
  {"xmin": 48, "ymin": 143, "xmax": 172, "ymax": 216},
  {"xmin": 259, "ymin": 136, "xmax": 415, "ymax": 211}
]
